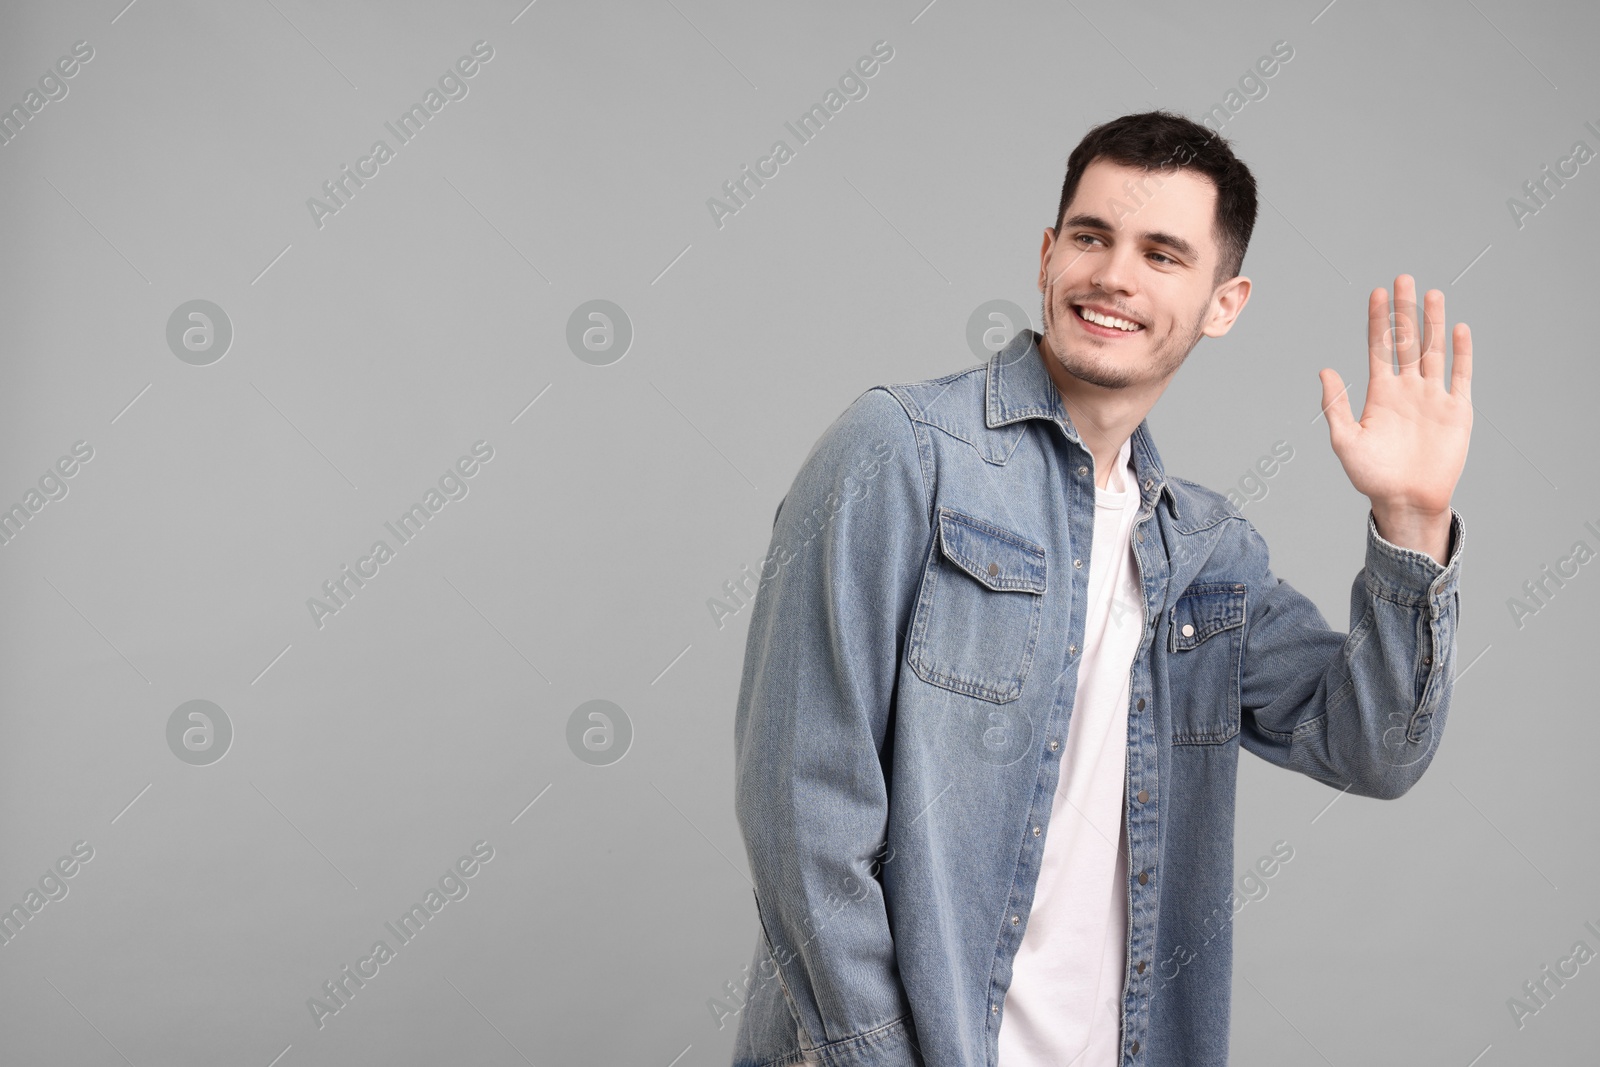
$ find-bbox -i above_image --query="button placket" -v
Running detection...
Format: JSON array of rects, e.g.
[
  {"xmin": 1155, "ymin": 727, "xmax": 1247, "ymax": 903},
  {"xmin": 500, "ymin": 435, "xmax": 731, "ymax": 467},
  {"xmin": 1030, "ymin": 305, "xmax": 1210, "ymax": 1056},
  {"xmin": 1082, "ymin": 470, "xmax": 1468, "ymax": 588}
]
[{"xmin": 1124, "ymin": 495, "xmax": 1161, "ymax": 1057}]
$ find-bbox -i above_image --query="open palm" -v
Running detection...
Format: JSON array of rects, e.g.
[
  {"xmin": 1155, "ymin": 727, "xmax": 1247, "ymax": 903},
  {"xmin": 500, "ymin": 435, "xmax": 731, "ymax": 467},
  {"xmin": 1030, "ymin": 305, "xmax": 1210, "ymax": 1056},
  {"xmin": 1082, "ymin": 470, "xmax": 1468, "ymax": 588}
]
[{"xmin": 1318, "ymin": 274, "xmax": 1473, "ymax": 519}]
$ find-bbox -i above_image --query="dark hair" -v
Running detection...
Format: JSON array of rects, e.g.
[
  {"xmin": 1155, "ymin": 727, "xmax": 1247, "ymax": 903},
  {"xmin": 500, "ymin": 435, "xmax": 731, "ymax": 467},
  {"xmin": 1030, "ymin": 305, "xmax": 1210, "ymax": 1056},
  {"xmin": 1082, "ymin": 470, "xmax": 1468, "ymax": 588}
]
[{"xmin": 1053, "ymin": 110, "xmax": 1258, "ymax": 286}]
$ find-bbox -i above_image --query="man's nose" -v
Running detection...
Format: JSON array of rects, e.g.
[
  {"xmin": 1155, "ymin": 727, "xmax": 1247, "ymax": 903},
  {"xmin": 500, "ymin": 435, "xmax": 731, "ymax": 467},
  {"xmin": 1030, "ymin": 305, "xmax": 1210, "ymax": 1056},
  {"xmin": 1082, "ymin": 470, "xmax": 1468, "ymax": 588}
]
[{"xmin": 1091, "ymin": 247, "xmax": 1140, "ymax": 296}]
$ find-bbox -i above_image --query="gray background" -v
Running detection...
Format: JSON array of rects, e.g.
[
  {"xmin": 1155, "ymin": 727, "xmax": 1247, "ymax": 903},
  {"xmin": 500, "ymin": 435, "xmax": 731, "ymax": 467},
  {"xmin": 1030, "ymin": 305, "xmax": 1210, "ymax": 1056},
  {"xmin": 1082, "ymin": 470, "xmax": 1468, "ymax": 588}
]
[{"xmin": 0, "ymin": 0, "xmax": 1594, "ymax": 1064}]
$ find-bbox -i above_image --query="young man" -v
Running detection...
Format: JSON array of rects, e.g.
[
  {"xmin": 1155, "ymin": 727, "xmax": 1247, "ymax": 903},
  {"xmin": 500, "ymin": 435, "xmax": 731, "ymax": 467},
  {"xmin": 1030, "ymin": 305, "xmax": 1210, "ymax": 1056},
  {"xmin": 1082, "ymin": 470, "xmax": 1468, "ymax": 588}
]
[{"xmin": 729, "ymin": 111, "xmax": 1471, "ymax": 1067}]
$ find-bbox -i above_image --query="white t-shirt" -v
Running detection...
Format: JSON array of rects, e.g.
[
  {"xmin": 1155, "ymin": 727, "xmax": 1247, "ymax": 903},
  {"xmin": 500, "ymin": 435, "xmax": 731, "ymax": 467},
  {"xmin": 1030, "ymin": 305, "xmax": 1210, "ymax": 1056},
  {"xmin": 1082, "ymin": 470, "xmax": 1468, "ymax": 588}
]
[{"xmin": 997, "ymin": 434, "xmax": 1143, "ymax": 1066}]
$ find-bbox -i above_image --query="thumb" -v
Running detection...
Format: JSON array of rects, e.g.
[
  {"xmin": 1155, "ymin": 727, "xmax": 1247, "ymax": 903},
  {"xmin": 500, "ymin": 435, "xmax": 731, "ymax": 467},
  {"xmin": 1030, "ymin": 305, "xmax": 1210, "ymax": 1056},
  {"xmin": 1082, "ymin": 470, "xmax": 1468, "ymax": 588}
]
[{"xmin": 1318, "ymin": 369, "xmax": 1356, "ymax": 442}]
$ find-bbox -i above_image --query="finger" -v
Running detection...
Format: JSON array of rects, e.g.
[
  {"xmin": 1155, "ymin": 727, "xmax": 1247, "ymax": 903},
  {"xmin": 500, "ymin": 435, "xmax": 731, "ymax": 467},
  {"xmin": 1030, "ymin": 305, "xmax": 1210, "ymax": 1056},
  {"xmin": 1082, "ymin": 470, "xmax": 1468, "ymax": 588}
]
[
  {"xmin": 1450, "ymin": 322, "xmax": 1472, "ymax": 404},
  {"xmin": 1419, "ymin": 289, "xmax": 1445, "ymax": 381},
  {"xmin": 1367, "ymin": 287, "xmax": 1391, "ymax": 382},
  {"xmin": 1392, "ymin": 274, "xmax": 1421, "ymax": 375},
  {"xmin": 1319, "ymin": 368, "xmax": 1356, "ymax": 435}
]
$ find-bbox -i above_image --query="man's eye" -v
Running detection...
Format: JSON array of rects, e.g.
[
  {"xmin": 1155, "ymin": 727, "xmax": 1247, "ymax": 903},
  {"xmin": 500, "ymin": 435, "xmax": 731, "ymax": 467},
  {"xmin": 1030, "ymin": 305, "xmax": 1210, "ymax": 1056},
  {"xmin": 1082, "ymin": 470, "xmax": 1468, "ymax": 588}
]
[
  {"xmin": 1149, "ymin": 252, "xmax": 1175, "ymax": 265},
  {"xmin": 1074, "ymin": 233, "xmax": 1102, "ymax": 246}
]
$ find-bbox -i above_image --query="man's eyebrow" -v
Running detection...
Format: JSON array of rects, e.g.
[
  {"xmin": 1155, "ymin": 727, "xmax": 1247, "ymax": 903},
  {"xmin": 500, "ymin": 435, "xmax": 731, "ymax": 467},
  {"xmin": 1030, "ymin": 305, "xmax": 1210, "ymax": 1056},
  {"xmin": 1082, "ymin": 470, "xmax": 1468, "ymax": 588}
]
[{"xmin": 1062, "ymin": 212, "xmax": 1200, "ymax": 262}]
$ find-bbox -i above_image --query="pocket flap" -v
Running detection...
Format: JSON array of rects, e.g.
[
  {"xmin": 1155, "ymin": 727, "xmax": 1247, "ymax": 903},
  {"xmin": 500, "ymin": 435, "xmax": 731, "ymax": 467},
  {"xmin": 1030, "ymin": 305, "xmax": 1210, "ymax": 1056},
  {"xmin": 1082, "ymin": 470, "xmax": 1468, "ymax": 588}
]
[
  {"xmin": 936, "ymin": 508, "xmax": 1047, "ymax": 594},
  {"xmin": 1168, "ymin": 582, "xmax": 1246, "ymax": 651}
]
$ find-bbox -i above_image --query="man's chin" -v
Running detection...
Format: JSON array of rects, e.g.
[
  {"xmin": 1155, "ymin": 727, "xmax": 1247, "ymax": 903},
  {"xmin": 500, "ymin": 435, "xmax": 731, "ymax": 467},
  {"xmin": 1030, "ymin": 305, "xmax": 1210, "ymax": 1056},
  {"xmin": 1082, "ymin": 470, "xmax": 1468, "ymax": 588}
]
[
  {"xmin": 1054, "ymin": 353, "xmax": 1134, "ymax": 390},
  {"xmin": 1074, "ymin": 370, "xmax": 1134, "ymax": 389}
]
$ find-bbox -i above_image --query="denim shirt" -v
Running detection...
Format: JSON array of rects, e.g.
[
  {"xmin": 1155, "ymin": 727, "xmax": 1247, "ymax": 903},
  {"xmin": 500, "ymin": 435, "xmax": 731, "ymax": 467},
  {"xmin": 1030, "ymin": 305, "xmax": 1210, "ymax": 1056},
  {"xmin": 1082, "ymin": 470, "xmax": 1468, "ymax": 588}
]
[{"xmin": 730, "ymin": 329, "xmax": 1464, "ymax": 1067}]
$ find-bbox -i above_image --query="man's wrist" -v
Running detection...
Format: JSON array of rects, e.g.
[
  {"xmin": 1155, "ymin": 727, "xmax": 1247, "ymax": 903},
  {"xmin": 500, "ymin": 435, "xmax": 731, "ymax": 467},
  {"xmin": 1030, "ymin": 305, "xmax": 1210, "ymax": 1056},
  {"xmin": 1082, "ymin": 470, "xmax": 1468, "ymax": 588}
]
[{"xmin": 1369, "ymin": 502, "xmax": 1453, "ymax": 567}]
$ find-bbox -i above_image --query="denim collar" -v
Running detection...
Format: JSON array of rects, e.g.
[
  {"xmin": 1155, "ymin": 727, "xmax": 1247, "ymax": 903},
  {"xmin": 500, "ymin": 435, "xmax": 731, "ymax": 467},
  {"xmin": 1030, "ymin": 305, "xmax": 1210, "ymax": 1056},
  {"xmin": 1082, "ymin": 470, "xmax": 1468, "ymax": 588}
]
[{"xmin": 986, "ymin": 328, "xmax": 1180, "ymax": 521}]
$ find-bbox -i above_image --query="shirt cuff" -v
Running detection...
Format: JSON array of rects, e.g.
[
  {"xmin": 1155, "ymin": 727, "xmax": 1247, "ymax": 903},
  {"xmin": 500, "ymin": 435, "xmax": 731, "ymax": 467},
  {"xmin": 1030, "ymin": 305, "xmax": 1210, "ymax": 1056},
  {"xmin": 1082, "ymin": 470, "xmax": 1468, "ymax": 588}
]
[{"xmin": 1363, "ymin": 506, "xmax": 1464, "ymax": 610}]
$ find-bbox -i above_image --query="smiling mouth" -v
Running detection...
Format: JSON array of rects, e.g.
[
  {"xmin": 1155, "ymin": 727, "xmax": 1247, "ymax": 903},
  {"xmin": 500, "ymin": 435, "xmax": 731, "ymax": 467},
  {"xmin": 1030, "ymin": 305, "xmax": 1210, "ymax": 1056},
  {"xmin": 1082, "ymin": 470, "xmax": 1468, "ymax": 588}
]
[{"xmin": 1071, "ymin": 304, "xmax": 1145, "ymax": 335}]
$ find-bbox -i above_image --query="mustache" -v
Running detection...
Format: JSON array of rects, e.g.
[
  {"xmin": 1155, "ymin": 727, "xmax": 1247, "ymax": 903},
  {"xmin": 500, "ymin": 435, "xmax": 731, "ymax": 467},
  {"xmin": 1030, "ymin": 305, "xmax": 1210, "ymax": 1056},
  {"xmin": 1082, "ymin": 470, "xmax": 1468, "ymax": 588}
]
[{"xmin": 1060, "ymin": 293, "xmax": 1141, "ymax": 318}]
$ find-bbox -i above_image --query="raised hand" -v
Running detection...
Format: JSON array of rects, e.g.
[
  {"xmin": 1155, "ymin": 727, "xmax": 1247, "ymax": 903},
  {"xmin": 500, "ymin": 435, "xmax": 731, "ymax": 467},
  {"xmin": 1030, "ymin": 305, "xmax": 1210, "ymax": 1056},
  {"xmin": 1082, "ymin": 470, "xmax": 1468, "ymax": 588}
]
[{"xmin": 1317, "ymin": 274, "xmax": 1473, "ymax": 565}]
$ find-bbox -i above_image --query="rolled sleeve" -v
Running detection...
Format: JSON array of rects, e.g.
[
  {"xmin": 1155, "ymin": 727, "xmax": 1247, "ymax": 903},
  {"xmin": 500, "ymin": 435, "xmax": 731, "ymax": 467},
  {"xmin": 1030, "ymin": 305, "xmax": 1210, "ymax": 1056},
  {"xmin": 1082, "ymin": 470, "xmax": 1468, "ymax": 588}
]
[{"xmin": 1361, "ymin": 507, "xmax": 1465, "ymax": 606}]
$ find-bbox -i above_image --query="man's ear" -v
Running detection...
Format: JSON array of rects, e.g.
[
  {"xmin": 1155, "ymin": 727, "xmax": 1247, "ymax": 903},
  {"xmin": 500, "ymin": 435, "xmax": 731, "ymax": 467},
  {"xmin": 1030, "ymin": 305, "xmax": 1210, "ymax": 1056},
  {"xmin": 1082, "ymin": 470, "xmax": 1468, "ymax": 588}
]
[
  {"xmin": 1038, "ymin": 228, "xmax": 1057, "ymax": 292},
  {"xmin": 1202, "ymin": 275, "xmax": 1251, "ymax": 338}
]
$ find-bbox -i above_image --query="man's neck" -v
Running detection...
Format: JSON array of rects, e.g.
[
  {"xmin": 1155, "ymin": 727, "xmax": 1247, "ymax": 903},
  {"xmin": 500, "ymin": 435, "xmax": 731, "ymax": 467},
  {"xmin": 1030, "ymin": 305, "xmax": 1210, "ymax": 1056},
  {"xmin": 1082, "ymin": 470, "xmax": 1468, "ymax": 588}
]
[{"xmin": 1036, "ymin": 337, "xmax": 1163, "ymax": 490}]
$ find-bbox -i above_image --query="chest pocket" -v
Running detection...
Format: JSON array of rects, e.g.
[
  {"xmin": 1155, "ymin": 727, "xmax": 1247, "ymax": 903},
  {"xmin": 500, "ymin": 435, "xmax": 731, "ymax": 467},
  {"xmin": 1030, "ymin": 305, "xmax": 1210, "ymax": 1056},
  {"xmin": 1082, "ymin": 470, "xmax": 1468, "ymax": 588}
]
[
  {"xmin": 1166, "ymin": 581, "xmax": 1247, "ymax": 744},
  {"xmin": 907, "ymin": 508, "xmax": 1047, "ymax": 704}
]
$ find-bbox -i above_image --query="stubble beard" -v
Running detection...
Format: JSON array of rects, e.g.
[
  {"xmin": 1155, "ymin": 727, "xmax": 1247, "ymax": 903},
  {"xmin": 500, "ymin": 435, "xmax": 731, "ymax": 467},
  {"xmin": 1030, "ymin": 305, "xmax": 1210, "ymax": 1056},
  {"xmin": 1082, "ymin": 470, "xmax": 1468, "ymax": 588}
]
[{"xmin": 1040, "ymin": 283, "xmax": 1207, "ymax": 390}]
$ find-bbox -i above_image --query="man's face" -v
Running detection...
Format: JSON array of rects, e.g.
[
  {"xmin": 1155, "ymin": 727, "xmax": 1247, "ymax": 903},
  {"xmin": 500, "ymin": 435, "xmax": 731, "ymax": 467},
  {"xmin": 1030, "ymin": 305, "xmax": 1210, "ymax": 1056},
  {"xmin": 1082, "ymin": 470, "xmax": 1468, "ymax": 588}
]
[{"xmin": 1037, "ymin": 158, "xmax": 1246, "ymax": 391}]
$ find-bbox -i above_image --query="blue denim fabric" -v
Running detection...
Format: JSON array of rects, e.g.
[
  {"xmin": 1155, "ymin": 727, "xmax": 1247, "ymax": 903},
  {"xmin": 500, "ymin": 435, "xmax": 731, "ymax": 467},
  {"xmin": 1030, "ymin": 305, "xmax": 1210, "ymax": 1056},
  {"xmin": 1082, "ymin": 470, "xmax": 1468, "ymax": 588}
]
[{"xmin": 730, "ymin": 329, "xmax": 1464, "ymax": 1067}]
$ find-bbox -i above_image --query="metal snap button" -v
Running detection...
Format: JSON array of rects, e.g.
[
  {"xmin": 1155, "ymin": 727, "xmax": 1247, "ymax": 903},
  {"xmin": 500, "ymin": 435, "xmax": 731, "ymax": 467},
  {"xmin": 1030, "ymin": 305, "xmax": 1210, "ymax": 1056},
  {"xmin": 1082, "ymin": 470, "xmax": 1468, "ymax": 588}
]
[
  {"xmin": 1181, "ymin": 623, "xmax": 1195, "ymax": 637},
  {"xmin": 988, "ymin": 562, "xmax": 999, "ymax": 576}
]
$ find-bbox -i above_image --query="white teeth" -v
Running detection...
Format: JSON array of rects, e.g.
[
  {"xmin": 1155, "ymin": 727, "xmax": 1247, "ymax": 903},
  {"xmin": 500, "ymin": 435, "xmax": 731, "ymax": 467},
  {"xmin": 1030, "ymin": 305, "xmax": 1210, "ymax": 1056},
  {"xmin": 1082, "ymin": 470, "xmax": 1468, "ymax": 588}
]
[{"xmin": 1077, "ymin": 306, "xmax": 1141, "ymax": 332}]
